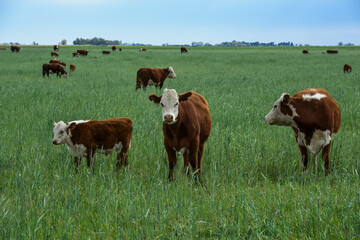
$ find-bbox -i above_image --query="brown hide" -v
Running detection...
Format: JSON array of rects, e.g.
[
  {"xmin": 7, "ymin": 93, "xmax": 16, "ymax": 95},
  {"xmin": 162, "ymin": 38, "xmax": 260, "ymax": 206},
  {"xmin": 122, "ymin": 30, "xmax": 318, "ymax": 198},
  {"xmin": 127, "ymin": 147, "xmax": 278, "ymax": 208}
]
[
  {"xmin": 136, "ymin": 68, "xmax": 170, "ymax": 90},
  {"xmin": 302, "ymin": 50, "xmax": 309, "ymax": 54},
  {"xmin": 51, "ymin": 52, "xmax": 59, "ymax": 56},
  {"xmin": 343, "ymin": 64, "xmax": 352, "ymax": 73},
  {"xmin": 181, "ymin": 47, "xmax": 188, "ymax": 53},
  {"xmin": 327, "ymin": 50, "xmax": 338, "ymax": 54},
  {"xmin": 77, "ymin": 49, "xmax": 89, "ymax": 56},
  {"xmin": 11, "ymin": 45, "xmax": 20, "ymax": 52},
  {"xmin": 111, "ymin": 46, "xmax": 116, "ymax": 51},
  {"xmin": 70, "ymin": 64, "xmax": 76, "ymax": 72},
  {"xmin": 102, "ymin": 51, "xmax": 111, "ymax": 54},
  {"xmin": 42, "ymin": 63, "xmax": 68, "ymax": 78}
]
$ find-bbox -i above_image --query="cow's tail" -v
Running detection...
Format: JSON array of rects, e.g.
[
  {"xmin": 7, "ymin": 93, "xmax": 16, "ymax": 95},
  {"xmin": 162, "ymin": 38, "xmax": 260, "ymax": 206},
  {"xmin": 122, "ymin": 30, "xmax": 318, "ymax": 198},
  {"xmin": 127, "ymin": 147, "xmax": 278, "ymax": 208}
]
[{"xmin": 136, "ymin": 75, "xmax": 141, "ymax": 90}]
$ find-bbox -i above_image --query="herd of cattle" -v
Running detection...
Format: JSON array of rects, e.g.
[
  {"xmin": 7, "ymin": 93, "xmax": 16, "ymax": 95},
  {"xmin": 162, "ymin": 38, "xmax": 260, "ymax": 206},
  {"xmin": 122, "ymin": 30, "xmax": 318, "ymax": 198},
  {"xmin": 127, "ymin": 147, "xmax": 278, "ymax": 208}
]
[{"xmin": 3, "ymin": 44, "xmax": 351, "ymax": 181}]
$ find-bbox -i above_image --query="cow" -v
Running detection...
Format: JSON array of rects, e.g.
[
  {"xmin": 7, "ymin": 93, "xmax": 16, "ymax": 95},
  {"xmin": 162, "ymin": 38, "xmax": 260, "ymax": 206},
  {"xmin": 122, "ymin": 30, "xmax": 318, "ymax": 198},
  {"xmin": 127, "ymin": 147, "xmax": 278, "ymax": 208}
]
[
  {"xmin": 52, "ymin": 118, "xmax": 133, "ymax": 172},
  {"xmin": 112, "ymin": 46, "xmax": 116, "ymax": 51},
  {"xmin": 136, "ymin": 67, "xmax": 176, "ymax": 90},
  {"xmin": 42, "ymin": 63, "xmax": 68, "ymax": 78},
  {"xmin": 70, "ymin": 64, "xmax": 76, "ymax": 72},
  {"xmin": 77, "ymin": 49, "xmax": 89, "ymax": 56},
  {"xmin": 327, "ymin": 50, "xmax": 338, "ymax": 54},
  {"xmin": 149, "ymin": 89, "xmax": 212, "ymax": 181},
  {"xmin": 181, "ymin": 47, "xmax": 188, "ymax": 53},
  {"xmin": 53, "ymin": 45, "xmax": 59, "ymax": 51},
  {"xmin": 264, "ymin": 88, "xmax": 341, "ymax": 175},
  {"xmin": 0, "ymin": 47, "xmax": 6, "ymax": 50},
  {"xmin": 119, "ymin": 48, "xmax": 122, "ymax": 52},
  {"xmin": 343, "ymin": 64, "xmax": 352, "ymax": 73},
  {"xmin": 139, "ymin": 48, "xmax": 147, "ymax": 52},
  {"xmin": 11, "ymin": 45, "xmax": 20, "ymax": 52},
  {"xmin": 51, "ymin": 52, "xmax": 59, "ymax": 57},
  {"xmin": 102, "ymin": 51, "xmax": 111, "ymax": 54},
  {"xmin": 302, "ymin": 49, "xmax": 309, "ymax": 54},
  {"xmin": 72, "ymin": 52, "xmax": 80, "ymax": 57},
  {"xmin": 49, "ymin": 59, "xmax": 66, "ymax": 67}
]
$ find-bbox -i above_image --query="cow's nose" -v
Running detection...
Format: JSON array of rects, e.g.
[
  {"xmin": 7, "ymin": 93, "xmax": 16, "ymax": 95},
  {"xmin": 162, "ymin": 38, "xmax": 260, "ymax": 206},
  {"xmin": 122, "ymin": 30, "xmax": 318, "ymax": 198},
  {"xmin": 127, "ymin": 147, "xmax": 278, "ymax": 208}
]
[
  {"xmin": 52, "ymin": 140, "xmax": 57, "ymax": 145},
  {"xmin": 164, "ymin": 114, "xmax": 173, "ymax": 122}
]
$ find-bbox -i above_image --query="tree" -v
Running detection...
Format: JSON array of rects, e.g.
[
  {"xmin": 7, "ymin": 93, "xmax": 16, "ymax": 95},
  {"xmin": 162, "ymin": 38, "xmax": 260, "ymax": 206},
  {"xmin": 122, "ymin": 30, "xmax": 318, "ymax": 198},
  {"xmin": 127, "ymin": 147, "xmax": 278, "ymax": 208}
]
[
  {"xmin": 61, "ymin": 39, "xmax": 67, "ymax": 45},
  {"xmin": 338, "ymin": 42, "xmax": 343, "ymax": 46}
]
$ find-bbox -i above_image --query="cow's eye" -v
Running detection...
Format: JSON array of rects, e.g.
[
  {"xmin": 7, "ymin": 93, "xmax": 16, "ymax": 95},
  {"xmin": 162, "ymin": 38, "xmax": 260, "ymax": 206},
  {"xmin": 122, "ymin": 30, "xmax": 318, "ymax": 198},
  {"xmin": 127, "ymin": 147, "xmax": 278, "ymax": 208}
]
[
  {"xmin": 59, "ymin": 130, "xmax": 63, "ymax": 134},
  {"xmin": 161, "ymin": 103, "xmax": 164, "ymax": 107},
  {"xmin": 273, "ymin": 105, "xmax": 277, "ymax": 109}
]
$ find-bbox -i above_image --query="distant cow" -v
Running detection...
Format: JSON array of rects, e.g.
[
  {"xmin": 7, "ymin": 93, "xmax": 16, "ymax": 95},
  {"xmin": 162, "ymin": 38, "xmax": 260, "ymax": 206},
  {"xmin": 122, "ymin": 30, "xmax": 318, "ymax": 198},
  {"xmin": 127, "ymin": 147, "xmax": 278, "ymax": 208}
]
[
  {"xmin": 51, "ymin": 52, "xmax": 59, "ymax": 57},
  {"xmin": 136, "ymin": 67, "xmax": 176, "ymax": 90},
  {"xmin": 181, "ymin": 47, "xmax": 188, "ymax": 53},
  {"xmin": 149, "ymin": 89, "xmax": 211, "ymax": 181},
  {"xmin": 70, "ymin": 64, "xmax": 76, "ymax": 72},
  {"xmin": 327, "ymin": 50, "xmax": 338, "ymax": 54},
  {"xmin": 264, "ymin": 88, "xmax": 341, "ymax": 175},
  {"xmin": 53, "ymin": 45, "xmax": 59, "ymax": 51},
  {"xmin": 119, "ymin": 48, "xmax": 122, "ymax": 51},
  {"xmin": 77, "ymin": 49, "xmax": 89, "ymax": 56},
  {"xmin": 302, "ymin": 49, "xmax": 309, "ymax": 54},
  {"xmin": 139, "ymin": 48, "xmax": 147, "ymax": 52},
  {"xmin": 72, "ymin": 52, "xmax": 80, "ymax": 57},
  {"xmin": 42, "ymin": 63, "xmax": 68, "ymax": 78},
  {"xmin": 102, "ymin": 51, "xmax": 111, "ymax": 54},
  {"xmin": 112, "ymin": 46, "xmax": 116, "ymax": 51},
  {"xmin": 52, "ymin": 118, "xmax": 133, "ymax": 172},
  {"xmin": 0, "ymin": 47, "xmax": 6, "ymax": 50},
  {"xmin": 11, "ymin": 45, "xmax": 20, "ymax": 52},
  {"xmin": 343, "ymin": 64, "xmax": 352, "ymax": 73},
  {"xmin": 49, "ymin": 59, "xmax": 66, "ymax": 67}
]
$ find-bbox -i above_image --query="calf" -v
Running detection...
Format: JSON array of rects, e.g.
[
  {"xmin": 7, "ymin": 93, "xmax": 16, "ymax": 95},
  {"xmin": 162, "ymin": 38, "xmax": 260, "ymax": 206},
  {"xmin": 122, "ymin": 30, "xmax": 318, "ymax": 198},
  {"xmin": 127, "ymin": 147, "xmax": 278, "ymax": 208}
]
[
  {"xmin": 77, "ymin": 49, "xmax": 89, "ymax": 56},
  {"xmin": 112, "ymin": 46, "xmax": 116, "ymax": 51},
  {"xmin": 51, "ymin": 52, "xmax": 59, "ymax": 57},
  {"xmin": 327, "ymin": 50, "xmax": 338, "ymax": 54},
  {"xmin": 72, "ymin": 52, "xmax": 80, "ymax": 57},
  {"xmin": 149, "ymin": 89, "xmax": 212, "ymax": 181},
  {"xmin": 264, "ymin": 88, "xmax": 341, "ymax": 175},
  {"xmin": 181, "ymin": 47, "xmax": 188, "ymax": 53},
  {"xmin": 136, "ymin": 67, "xmax": 176, "ymax": 90},
  {"xmin": 302, "ymin": 49, "xmax": 309, "ymax": 54},
  {"xmin": 52, "ymin": 118, "xmax": 133, "ymax": 172},
  {"xmin": 102, "ymin": 50, "xmax": 111, "ymax": 54},
  {"xmin": 343, "ymin": 64, "xmax": 352, "ymax": 73},
  {"xmin": 70, "ymin": 64, "xmax": 76, "ymax": 72},
  {"xmin": 53, "ymin": 45, "xmax": 59, "ymax": 51},
  {"xmin": 11, "ymin": 45, "xmax": 20, "ymax": 52},
  {"xmin": 42, "ymin": 63, "xmax": 68, "ymax": 78},
  {"xmin": 139, "ymin": 48, "xmax": 147, "ymax": 52},
  {"xmin": 119, "ymin": 48, "xmax": 122, "ymax": 51}
]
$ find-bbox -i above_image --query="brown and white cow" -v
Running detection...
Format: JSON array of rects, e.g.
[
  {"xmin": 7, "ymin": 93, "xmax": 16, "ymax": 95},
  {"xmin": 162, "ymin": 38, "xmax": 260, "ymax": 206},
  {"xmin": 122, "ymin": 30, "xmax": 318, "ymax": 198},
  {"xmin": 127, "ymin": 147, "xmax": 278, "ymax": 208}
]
[
  {"xmin": 49, "ymin": 59, "xmax": 66, "ymax": 67},
  {"xmin": 136, "ymin": 67, "xmax": 176, "ymax": 90},
  {"xmin": 112, "ymin": 46, "xmax": 116, "ymax": 51},
  {"xmin": 52, "ymin": 118, "xmax": 133, "ymax": 172},
  {"xmin": 77, "ymin": 49, "xmax": 89, "ymax": 56},
  {"xmin": 149, "ymin": 89, "xmax": 212, "ymax": 181},
  {"xmin": 102, "ymin": 50, "xmax": 111, "ymax": 54},
  {"xmin": 302, "ymin": 49, "xmax": 309, "ymax": 54},
  {"xmin": 11, "ymin": 45, "xmax": 20, "ymax": 52},
  {"xmin": 72, "ymin": 52, "xmax": 80, "ymax": 57},
  {"xmin": 51, "ymin": 52, "xmax": 59, "ymax": 57},
  {"xmin": 139, "ymin": 48, "xmax": 147, "ymax": 52},
  {"xmin": 343, "ymin": 64, "xmax": 352, "ymax": 73},
  {"xmin": 264, "ymin": 88, "xmax": 341, "ymax": 175},
  {"xmin": 327, "ymin": 50, "xmax": 338, "ymax": 54},
  {"xmin": 42, "ymin": 63, "xmax": 68, "ymax": 78},
  {"xmin": 53, "ymin": 45, "xmax": 59, "ymax": 51},
  {"xmin": 181, "ymin": 47, "xmax": 188, "ymax": 53},
  {"xmin": 70, "ymin": 64, "xmax": 76, "ymax": 72}
]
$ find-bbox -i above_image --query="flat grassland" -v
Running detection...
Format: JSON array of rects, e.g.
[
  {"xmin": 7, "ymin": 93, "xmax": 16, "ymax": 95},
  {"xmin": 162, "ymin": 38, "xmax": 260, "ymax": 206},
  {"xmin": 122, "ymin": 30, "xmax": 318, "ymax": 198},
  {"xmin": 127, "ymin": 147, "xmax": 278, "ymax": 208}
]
[{"xmin": 0, "ymin": 45, "xmax": 359, "ymax": 239}]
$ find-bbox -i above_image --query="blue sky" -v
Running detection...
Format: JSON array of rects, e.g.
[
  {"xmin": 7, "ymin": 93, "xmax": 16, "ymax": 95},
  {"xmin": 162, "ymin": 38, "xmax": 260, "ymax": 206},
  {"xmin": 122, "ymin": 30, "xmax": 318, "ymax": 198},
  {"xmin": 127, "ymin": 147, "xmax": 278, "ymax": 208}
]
[{"xmin": 1, "ymin": 0, "xmax": 359, "ymax": 46}]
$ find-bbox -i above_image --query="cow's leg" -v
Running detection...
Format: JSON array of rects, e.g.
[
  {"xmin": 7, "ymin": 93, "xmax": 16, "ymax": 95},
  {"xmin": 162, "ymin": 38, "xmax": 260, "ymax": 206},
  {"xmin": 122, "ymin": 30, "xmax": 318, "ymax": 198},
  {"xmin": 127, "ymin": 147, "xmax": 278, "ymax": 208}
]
[
  {"xmin": 86, "ymin": 150, "xmax": 95, "ymax": 171},
  {"xmin": 189, "ymin": 140, "xmax": 200, "ymax": 181},
  {"xmin": 159, "ymin": 81, "xmax": 164, "ymax": 89},
  {"xmin": 322, "ymin": 142, "xmax": 331, "ymax": 176},
  {"xmin": 74, "ymin": 156, "xmax": 81, "ymax": 173},
  {"xmin": 183, "ymin": 151, "xmax": 190, "ymax": 176},
  {"xmin": 298, "ymin": 144, "xmax": 309, "ymax": 172},
  {"xmin": 165, "ymin": 145, "xmax": 177, "ymax": 181},
  {"xmin": 197, "ymin": 143, "xmax": 205, "ymax": 173},
  {"xmin": 116, "ymin": 147, "xmax": 129, "ymax": 171}
]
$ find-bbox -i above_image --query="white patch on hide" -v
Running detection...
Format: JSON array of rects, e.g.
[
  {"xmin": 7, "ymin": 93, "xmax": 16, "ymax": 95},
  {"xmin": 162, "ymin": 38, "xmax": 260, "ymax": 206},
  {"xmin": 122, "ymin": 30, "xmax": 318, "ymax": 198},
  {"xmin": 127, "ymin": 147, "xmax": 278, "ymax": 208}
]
[{"xmin": 302, "ymin": 93, "xmax": 326, "ymax": 101}]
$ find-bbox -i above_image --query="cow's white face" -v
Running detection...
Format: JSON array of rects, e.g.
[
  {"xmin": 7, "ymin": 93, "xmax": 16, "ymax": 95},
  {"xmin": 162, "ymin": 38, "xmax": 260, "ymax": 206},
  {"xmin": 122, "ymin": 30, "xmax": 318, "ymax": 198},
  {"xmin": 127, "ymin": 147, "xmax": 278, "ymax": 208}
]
[
  {"xmin": 167, "ymin": 67, "xmax": 177, "ymax": 79},
  {"xmin": 264, "ymin": 93, "xmax": 296, "ymax": 126},
  {"xmin": 160, "ymin": 89, "xmax": 180, "ymax": 124},
  {"xmin": 52, "ymin": 121, "xmax": 69, "ymax": 145}
]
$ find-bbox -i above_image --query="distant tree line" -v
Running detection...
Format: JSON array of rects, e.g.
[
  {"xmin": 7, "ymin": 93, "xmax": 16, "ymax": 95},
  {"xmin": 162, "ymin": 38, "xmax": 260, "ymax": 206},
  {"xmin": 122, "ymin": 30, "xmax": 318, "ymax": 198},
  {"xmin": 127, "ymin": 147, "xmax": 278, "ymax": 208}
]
[{"xmin": 73, "ymin": 37, "xmax": 121, "ymax": 45}]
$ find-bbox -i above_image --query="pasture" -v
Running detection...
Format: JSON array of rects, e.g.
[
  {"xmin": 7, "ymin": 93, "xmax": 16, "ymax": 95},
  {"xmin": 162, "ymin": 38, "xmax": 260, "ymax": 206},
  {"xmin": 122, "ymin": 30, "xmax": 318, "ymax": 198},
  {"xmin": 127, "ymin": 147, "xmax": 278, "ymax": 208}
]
[{"xmin": 0, "ymin": 45, "xmax": 359, "ymax": 239}]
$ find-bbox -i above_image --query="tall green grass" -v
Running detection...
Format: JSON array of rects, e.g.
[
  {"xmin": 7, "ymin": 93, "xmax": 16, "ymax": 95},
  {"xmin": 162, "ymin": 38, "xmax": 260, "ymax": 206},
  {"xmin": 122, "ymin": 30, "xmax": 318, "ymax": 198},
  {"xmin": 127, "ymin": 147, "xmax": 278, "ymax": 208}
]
[{"xmin": 0, "ymin": 45, "xmax": 359, "ymax": 239}]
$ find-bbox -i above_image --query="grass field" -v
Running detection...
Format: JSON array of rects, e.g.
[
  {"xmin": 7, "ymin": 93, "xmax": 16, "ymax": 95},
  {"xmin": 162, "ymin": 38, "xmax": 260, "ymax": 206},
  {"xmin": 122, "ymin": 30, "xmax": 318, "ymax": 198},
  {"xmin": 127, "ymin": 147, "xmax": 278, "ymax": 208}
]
[{"xmin": 0, "ymin": 45, "xmax": 359, "ymax": 239}]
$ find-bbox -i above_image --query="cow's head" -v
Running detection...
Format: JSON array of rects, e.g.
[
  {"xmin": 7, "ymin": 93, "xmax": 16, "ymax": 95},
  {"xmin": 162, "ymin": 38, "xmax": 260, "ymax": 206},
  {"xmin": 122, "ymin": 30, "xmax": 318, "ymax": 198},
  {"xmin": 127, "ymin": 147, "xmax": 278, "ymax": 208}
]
[
  {"xmin": 149, "ymin": 88, "xmax": 192, "ymax": 124},
  {"xmin": 264, "ymin": 93, "xmax": 296, "ymax": 126},
  {"xmin": 166, "ymin": 67, "xmax": 177, "ymax": 79},
  {"xmin": 52, "ymin": 121, "xmax": 76, "ymax": 145}
]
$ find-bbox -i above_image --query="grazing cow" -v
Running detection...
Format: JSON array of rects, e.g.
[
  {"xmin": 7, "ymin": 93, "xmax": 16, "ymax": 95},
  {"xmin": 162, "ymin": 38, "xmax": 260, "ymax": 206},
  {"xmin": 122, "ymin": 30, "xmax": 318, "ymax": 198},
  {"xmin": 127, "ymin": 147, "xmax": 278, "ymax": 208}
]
[
  {"xmin": 343, "ymin": 64, "xmax": 352, "ymax": 73},
  {"xmin": 149, "ymin": 89, "xmax": 212, "ymax": 181},
  {"xmin": 53, "ymin": 45, "xmax": 59, "ymax": 51},
  {"xmin": 112, "ymin": 46, "xmax": 116, "ymax": 51},
  {"xmin": 102, "ymin": 51, "xmax": 111, "ymax": 54},
  {"xmin": 42, "ymin": 63, "xmax": 68, "ymax": 78},
  {"xmin": 0, "ymin": 47, "xmax": 6, "ymax": 50},
  {"xmin": 77, "ymin": 49, "xmax": 89, "ymax": 56},
  {"xmin": 72, "ymin": 52, "xmax": 80, "ymax": 57},
  {"xmin": 119, "ymin": 48, "xmax": 122, "ymax": 51},
  {"xmin": 11, "ymin": 45, "xmax": 20, "ymax": 52},
  {"xmin": 264, "ymin": 88, "xmax": 341, "ymax": 175},
  {"xmin": 302, "ymin": 49, "xmax": 309, "ymax": 54},
  {"xmin": 70, "ymin": 64, "xmax": 76, "ymax": 72},
  {"xmin": 181, "ymin": 47, "xmax": 188, "ymax": 53},
  {"xmin": 49, "ymin": 59, "xmax": 66, "ymax": 67},
  {"xmin": 51, "ymin": 52, "xmax": 59, "ymax": 57},
  {"xmin": 327, "ymin": 50, "xmax": 338, "ymax": 54},
  {"xmin": 52, "ymin": 118, "xmax": 133, "ymax": 172},
  {"xmin": 139, "ymin": 48, "xmax": 147, "ymax": 52},
  {"xmin": 136, "ymin": 67, "xmax": 176, "ymax": 90}
]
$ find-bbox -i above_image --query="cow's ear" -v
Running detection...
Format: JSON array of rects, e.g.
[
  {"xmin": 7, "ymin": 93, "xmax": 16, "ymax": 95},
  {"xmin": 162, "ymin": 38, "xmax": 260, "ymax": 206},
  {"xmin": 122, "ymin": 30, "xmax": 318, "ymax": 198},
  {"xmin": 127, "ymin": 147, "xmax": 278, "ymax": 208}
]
[
  {"xmin": 149, "ymin": 94, "xmax": 161, "ymax": 104},
  {"xmin": 282, "ymin": 94, "xmax": 291, "ymax": 105},
  {"xmin": 53, "ymin": 121, "xmax": 57, "ymax": 126},
  {"xmin": 179, "ymin": 92, "xmax": 192, "ymax": 102}
]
